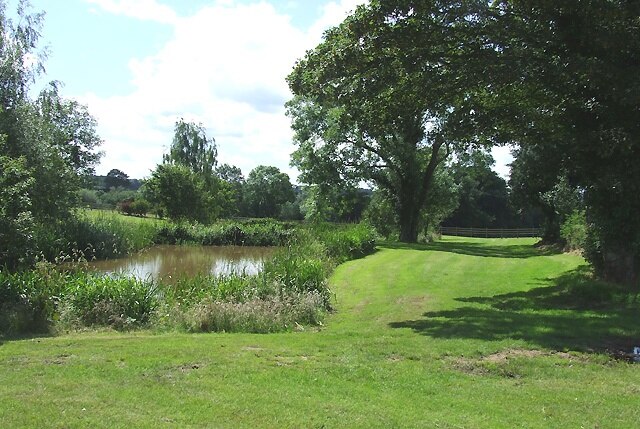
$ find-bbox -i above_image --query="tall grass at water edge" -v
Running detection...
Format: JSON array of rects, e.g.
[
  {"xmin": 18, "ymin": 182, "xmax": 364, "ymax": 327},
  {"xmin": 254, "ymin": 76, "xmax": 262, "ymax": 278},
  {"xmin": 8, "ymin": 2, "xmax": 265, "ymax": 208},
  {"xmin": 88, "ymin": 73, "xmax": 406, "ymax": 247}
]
[
  {"xmin": 33, "ymin": 211, "xmax": 295, "ymax": 264},
  {"xmin": 1, "ymin": 220, "xmax": 378, "ymax": 336},
  {"xmin": 155, "ymin": 218, "xmax": 295, "ymax": 246},
  {"xmin": 34, "ymin": 210, "xmax": 161, "ymax": 263}
]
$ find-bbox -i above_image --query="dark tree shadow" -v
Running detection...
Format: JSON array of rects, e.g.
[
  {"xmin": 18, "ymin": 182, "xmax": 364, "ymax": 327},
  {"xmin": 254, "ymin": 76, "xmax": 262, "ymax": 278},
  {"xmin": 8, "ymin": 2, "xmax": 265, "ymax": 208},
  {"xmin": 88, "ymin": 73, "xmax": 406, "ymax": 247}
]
[
  {"xmin": 389, "ymin": 268, "xmax": 640, "ymax": 353},
  {"xmin": 382, "ymin": 241, "xmax": 560, "ymax": 259},
  {"xmin": 0, "ymin": 331, "xmax": 54, "ymax": 346}
]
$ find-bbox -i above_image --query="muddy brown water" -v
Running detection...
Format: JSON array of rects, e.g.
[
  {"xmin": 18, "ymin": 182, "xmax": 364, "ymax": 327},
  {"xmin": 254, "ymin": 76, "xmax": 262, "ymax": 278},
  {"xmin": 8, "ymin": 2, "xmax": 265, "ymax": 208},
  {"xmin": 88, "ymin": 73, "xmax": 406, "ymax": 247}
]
[{"xmin": 84, "ymin": 245, "xmax": 277, "ymax": 282}]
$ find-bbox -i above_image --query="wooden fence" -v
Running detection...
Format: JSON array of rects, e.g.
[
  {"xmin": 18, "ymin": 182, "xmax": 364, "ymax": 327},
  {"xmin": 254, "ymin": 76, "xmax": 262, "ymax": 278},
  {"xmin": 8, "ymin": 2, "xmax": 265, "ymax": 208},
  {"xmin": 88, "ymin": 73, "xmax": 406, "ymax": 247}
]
[{"xmin": 439, "ymin": 226, "xmax": 542, "ymax": 238}]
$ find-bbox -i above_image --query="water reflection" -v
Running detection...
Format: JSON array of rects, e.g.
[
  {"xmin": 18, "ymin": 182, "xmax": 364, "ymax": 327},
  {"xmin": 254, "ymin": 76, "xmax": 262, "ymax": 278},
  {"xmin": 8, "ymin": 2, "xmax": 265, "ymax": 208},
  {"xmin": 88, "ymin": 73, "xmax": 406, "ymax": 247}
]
[{"xmin": 85, "ymin": 245, "xmax": 276, "ymax": 281}]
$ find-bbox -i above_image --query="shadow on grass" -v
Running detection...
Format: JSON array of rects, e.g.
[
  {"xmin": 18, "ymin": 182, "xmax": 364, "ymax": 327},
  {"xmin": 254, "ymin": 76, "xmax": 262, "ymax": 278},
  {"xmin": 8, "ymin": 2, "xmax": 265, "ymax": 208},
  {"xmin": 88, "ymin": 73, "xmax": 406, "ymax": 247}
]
[
  {"xmin": 0, "ymin": 332, "xmax": 54, "ymax": 346},
  {"xmin": 389, "ymin": 268, "xmax": 640, "ymax": 353},
  {"xmin": 382, "ymin": 240, "xmax": 560, "ymax": 259}
]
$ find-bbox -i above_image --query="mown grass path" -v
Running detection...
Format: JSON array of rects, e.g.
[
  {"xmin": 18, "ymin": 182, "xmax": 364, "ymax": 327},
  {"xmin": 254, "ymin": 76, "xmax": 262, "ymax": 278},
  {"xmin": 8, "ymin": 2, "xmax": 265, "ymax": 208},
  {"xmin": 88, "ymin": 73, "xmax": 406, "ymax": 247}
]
[{"xmin": 1, "ymin": 237, "xmax": 639, "ymax": 428}]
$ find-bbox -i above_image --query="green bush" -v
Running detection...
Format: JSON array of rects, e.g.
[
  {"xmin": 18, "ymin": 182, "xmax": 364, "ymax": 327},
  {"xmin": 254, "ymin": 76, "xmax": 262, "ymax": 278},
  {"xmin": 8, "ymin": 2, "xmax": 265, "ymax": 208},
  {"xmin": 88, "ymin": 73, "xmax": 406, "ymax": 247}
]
[
  {"xmin": 60, "ymin": 273, "xmax": 158, "ymax": 329},
  {"xmin": 310, "ymin": 222, "xmax": 377, "ymax": 262},
  {"xmin": 99, "ymin": 188, "xmax": 137, "ymax": 208},
  {"xmin": 0, "ymin": 264, "xmax": 64, "ymax": 335},
  {"xmin": 561, "ymin": 210, "xmax": 587, "ymax": 251},
  {"xmin": 78, "ymin": 188, "xmax": 101, "ymax": 207},
  {"xmin": 130, "ymin": 198, "xmax": 151, "ymax": 217}
]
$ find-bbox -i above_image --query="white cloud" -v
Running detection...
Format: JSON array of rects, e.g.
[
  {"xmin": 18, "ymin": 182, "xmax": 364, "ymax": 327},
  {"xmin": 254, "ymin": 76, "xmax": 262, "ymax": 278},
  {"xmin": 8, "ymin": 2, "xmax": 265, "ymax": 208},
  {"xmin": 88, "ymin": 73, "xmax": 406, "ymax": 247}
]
[
  {"xmin": 86, "ymin": 0, "xmax": 178, "ymax": 24},
  {"xmin": 309, "ymin": 0, "xmax": 367, "ymax": 41},
  {"xmin": 78, "ymin": 0, "xmax": 516, "ymax": 184},
  {"xmin": 79, "ymin": 0, "xmax": 368, "ymax": 181}
]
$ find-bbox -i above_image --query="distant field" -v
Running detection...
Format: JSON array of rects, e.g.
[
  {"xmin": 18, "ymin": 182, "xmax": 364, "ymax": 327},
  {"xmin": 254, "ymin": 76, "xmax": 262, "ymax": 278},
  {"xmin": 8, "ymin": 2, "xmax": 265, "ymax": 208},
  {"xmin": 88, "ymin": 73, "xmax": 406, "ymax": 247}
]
[{"xmin": 1, "ymin": 237, "xmax": 638, "ymax": 428}]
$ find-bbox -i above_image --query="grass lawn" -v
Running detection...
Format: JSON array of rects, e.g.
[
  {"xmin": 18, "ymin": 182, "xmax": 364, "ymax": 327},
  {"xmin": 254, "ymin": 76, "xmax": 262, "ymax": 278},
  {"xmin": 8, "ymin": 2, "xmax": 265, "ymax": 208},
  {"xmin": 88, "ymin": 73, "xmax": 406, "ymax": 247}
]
[{"xmin": 1, "ymin": 237, "xmax": 638, "ymax": 428}]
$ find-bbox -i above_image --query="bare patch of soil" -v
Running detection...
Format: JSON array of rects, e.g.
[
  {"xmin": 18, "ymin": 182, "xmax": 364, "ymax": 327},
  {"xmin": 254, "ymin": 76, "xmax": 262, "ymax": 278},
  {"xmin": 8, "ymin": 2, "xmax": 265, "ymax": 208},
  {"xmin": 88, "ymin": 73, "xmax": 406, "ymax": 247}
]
[{"xmin": 450, "ymin": 348, "xmax": 590, "ymax": 378}]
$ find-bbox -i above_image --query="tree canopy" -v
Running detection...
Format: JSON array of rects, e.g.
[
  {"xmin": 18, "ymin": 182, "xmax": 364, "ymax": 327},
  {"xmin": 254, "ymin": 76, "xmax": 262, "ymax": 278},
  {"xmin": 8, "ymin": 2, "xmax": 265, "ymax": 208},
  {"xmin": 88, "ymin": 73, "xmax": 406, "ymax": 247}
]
[
  {"xmin": 484, "ymin": 0, "xmax": 640, "ymax": 286},
  {"xmin": 105, "ymin": 168, "xmax": 130, "ymax": 189},
  {"xmin": 244, "ymin": 165, "xmax": 295, "ymax": 218},
  {"xmin": 1, "ymin": 1, "xmax": 102, "ymax": 268},
  {"xmin": 147, "ymin": 120, "xmax": 220, "ymax": 222},
  {"xmin": 287, "ymin": 0, "xmax": 495, "ymax": 242},
  {"xmin": 163, "ymin": 119, "xmax": 217, "ymax": 178},
  {"xmin": 443, "ymin": 150, "xmax": 516, "ymax": 229},
  {"xmin": 288, "ymin": 0, "xmax": 640, "ymax": 286}
]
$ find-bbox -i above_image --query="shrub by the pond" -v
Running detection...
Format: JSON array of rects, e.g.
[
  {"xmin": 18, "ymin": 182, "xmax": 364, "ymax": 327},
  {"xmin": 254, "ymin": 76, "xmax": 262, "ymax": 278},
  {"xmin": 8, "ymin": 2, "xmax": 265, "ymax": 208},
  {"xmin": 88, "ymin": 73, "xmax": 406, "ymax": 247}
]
[
  {"xmin": 0, "ymin": 265, "xmax": 64, "ymax": 335},
  {"xmin": 310, "ymin": 222, "xmax": 377, "ymax": 262},
  {"xmin": 60, "ymin": 274, "xmax": 158, "ymax": 330}
]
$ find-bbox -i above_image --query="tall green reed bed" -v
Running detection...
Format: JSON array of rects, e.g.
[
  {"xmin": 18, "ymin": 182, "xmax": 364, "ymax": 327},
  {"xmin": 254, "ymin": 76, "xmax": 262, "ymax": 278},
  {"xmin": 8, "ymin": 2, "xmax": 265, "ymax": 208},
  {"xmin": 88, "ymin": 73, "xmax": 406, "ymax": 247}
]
[
  {"xmin": 155, "ymin": 218, "xmax": 295, "ymax": 246},
  {"xmin": 0, "ymin": 221, "xmax": 378, "ymax": 336},
  {"xmin": 33, "ymin": 211, "xmax": 295, "ymax": 264},
  {"xmin": 34, "ymin": 210, "xmax": 162, "ymax": 263}
]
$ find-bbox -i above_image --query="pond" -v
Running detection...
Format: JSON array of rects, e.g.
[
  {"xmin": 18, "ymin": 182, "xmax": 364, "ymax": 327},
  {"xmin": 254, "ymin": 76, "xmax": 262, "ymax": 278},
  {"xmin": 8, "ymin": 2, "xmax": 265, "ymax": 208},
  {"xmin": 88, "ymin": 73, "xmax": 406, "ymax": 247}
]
[{"xmin": 84, "ymin": 245, "xmax": 277, "ymax": 282}]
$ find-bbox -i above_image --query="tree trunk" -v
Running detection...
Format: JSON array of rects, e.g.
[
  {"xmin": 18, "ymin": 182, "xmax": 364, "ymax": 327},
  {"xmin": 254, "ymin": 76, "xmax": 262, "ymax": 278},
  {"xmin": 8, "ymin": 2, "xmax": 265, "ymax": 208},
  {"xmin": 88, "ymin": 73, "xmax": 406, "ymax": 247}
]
[
  {"xmin": 396, "ymin": 139, "xmax": 444, "ymax": 243},
  {"xmin": 397, "ymin": 177, "xmax": 422, "ymax": 243},
  {"xmin": 398, "ymin": 201, "xmax": 421, "ymax": 243}
]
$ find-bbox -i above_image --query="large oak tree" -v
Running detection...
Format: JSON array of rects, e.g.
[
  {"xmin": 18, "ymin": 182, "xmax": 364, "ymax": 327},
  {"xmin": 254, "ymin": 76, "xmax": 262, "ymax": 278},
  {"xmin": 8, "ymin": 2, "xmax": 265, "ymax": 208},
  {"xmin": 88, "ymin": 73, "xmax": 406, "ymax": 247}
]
[{"xmin": 287, "ymin": 0, "xmax": 495, "ymax": 242}]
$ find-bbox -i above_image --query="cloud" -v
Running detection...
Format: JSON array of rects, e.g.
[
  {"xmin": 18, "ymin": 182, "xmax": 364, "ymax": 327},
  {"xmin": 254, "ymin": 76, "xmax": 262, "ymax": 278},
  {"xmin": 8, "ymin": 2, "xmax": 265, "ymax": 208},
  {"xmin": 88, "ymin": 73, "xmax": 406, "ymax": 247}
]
[
  {"xmin": 309, "ymin": 0, "xmax": 367, "ymax": 41},
  {"xmin": 78, "ymin": 0, "xmax": 368, "ymax": 181},
  {"xmin": 85, "ymin": 0, "xmax": 178, "ymax": 24}
]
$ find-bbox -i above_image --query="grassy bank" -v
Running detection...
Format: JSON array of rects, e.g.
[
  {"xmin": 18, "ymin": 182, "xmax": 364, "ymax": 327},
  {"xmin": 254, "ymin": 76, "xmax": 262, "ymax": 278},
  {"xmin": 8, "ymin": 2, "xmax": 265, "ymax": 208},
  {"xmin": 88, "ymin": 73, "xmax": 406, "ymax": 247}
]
[
  {"xmin": 1, "ymin": 215, "xmax": 376, "ymax": 335},
  {"xmin": 1, "ymin": 237, "xmax": 638, "ymax": 427}
]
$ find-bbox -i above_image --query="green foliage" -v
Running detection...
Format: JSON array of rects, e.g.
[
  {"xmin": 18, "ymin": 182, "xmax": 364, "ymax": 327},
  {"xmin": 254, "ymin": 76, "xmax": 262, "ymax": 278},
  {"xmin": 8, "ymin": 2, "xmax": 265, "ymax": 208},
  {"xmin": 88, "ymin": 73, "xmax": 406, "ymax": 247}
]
[
  {"xmin": 129, "ymin": 198, "xmax": 151, "ymax": 216},
  {"xmin": 444, "ymin": 150, "xmax": 517, "ymax": 228},
  {"xmin": 155, "ymin": 219, "xmax": 294, "ymax": 247},
  {"xmin": 0, "ymin": 217, "xmax": 377, "ymax": 336},
  {"xmin": 78, "ymin": 188, "xmax": 100, "ymax": 207},
  {"xmin": 145, "ymin": 119, "xmax": 222, "ymax": 223},
  {"xmin": 363, "ymin": 167, "xmax": 457, "ymax": 241},
  {"xmin": 0, "ymin": 3, "xmax": 102, "ymax": 269},
  {"xmin": 164, "ymin": 119, "xmax": 217, "ymax": 177},
  {"xmin": 0, "ymin": 263, "xmax": 64, "ymax": 335},
  {"xmin": 105, "ymin": 168, "xmax": 130, "ymax": 189},
  {"xmin": 309, "ymin": 222, "xmax": 377, "ymax": 263},
  {"xmin": 98, "ymin": 187, "xmax": 137, "ymax": 208},
  {"xmin": 216, "ymin": 163, "xmax": 245, "ymax": 217},
  {"xmin": 145, "ymin": 163, "xmax": 218, "ymax": 223},
  {"xmin": 61, "ymin": 273, "xmax": 158, "ymax": 329},
  {"xmin": 265, "ymin": 245, "xmax": 330, "ymax": 304},
  {"xmin": 485, "ymin": 1, "xmax": 640, "ymax": 286},
  {"xmin": 300, "ymin": 185, "xmax": 370, "ymax": 223},
  {"xmin": 243, "ymin": 165, "xmax": 295, "ymax": 218},
  {"xmin": 0, "ymin": 149, "xmax": 36, "ymax": 267},
  {"xmin": 35, "ymin": 83, "xmax": 102, "ymax": 177},
  {"xmin": 33, "ymin": 211, "xmax": 160, "ymax": 263},
  {"xmin": 561, "ymin": 210, "xmax": 587, "ymax": 252},
  {"xmin": 117, "ymin": 198, "xmax": 151, "ymax": 217},
  {"xmin": 278, "ymin": 201, "xmax": 304, "ymax": 221},
  {"xmin": 363, "ymin": 189, "xmax": 397, "ymax": 239},
  {"xmin": 286, "ymin": 1, "xmax": 492, "ymax": 242}
]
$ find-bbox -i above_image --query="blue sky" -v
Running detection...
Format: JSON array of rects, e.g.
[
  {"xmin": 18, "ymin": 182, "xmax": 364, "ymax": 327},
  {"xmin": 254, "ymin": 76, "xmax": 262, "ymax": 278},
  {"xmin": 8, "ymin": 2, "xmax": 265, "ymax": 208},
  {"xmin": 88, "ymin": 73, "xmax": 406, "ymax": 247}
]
[{"xmin": 19, "ymin": 0, "xmax": 512, "ymax": 180}]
